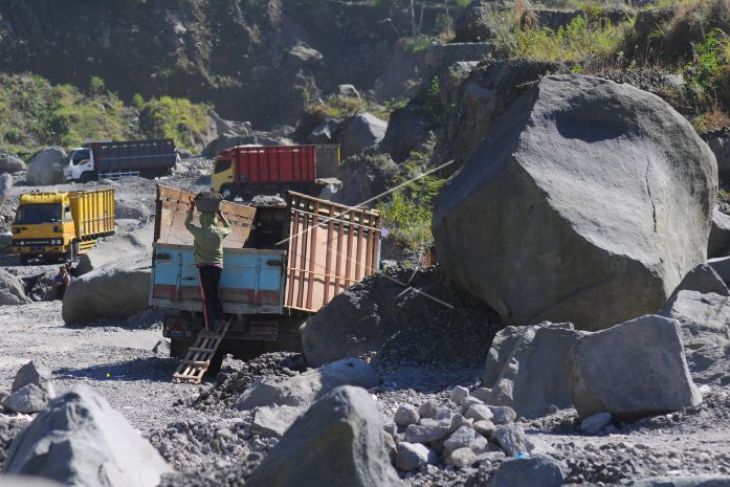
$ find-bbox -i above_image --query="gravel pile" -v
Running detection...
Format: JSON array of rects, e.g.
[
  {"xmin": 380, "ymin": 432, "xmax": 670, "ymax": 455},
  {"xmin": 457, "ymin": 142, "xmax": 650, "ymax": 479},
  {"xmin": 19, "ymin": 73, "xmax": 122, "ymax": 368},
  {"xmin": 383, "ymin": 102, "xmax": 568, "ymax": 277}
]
[{"xmin": 191, "ymin": 353, "xmax": 308, "ymax": 413}]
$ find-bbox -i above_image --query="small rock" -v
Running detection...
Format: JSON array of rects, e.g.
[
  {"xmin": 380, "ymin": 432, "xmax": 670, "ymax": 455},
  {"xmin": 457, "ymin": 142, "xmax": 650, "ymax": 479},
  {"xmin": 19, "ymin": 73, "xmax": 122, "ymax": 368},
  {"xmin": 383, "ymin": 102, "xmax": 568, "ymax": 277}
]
[
  {"xmin": 490, "ymin": 454, "xmax": 565, "ymax": 487},
  {"xmin": 2, "ymin": 383, "xmax": 49, "ymax": 414},
  {"xmin": 449, "ymin": 414, "xmax": 472, "ymax": 433},
  {"xmin": 251, "ymin": 405, "xmax": 305, "ymax": 438},
  {"xmin": 12, "ymin": 360, "xmax": 54, "ymax": 397},
  {"xmin": 471, "ymin": 387, "xmax": 491, "ymax": 402},
  {"xmin": 465, "ymin": 403, "xmax": 494, "ymax": 422},
  {"xmin": 461, "ymin": 396, "xmax": 484, "ymax": 414},
  {"xmin": 435, "ymin": 406, "xmax": 453, "ymax": 423},
  {"xmin": 450, "ymin": 386, "xmax": 470, "ymax": 405},
  {"xmin": 404, "ymin": 419, "xmax": 451, "ymax": 443},
  {"xmin": 396, "ymin": 442, "xmax": 436, "ymax": 471},
  {"xmin": 493, "ymin": 424, "xmax": 531, "ymax": 457},
  {"xmin": 419, "ymin": 399, "xmax": 440, "ymax": 419},
  {"xmin": 384, "ymin": 433, "xmax": 397, "ymax": 463},
  {"xmin": 152, "ymin": 339, "xmax": 171, "ymax": 356},
  {"xmin": 446, "ymin": 447, "xmax": 477, "ymax": 468},
  {"xmin": 580, "ymin": 412, "xmax": 612, "ymax": 434},
  {"xmin": 489, "ymin": 405, "xmax": 517, "ymax": 424},
  {"xmin": 473, "ymin": 420, "xmax": 496, "ymax": 438},
  {"xmin": 394, "ymin": 404, "xmax": 420, "ymax": 427},
  {"xmin": 443, "ymin": 425, "xmax": 476, "ymax": 454}
]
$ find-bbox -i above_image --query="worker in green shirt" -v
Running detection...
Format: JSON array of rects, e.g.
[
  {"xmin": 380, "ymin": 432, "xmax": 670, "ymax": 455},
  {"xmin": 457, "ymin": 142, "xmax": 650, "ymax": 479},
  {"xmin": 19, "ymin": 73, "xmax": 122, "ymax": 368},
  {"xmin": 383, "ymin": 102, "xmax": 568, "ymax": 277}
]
[{"xmin": 185, "ymin": 199, "xmax": 232, "ymax": 331}]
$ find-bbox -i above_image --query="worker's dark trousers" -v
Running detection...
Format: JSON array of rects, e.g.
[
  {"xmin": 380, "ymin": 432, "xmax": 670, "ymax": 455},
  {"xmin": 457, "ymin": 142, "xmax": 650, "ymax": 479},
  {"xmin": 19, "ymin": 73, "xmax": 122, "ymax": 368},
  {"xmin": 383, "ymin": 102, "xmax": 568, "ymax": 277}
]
[{"xmin": 198, "ymin": 265, "xmax": 223, "ymax": 330}]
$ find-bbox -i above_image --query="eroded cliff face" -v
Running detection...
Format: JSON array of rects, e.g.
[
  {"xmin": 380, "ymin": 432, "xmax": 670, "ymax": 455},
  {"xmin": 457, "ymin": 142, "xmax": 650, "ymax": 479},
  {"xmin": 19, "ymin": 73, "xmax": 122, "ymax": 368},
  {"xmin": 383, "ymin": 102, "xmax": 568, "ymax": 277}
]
[{"xmin": 0, "ymin": 0, "xmax": 444, "ymax": 127}]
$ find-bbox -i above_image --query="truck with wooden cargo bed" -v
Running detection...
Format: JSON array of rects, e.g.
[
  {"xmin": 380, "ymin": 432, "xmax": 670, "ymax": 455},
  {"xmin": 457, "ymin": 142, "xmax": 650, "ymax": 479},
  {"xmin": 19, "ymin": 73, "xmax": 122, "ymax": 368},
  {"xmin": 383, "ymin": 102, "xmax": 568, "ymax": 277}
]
[
  {"xmin": 211, "ymin": 144, "xmax": 340, "ymax": 200},
  {"xmin": 65, "ymin": 139, "xmax": 178, "ymax": 182},
  {"xmin": 149, "ymin": 185, "xmax": 381, "ymax": 371},
  {"xmin": 12, "ymin": 188, "xmax": 115, "ymax": 264}
]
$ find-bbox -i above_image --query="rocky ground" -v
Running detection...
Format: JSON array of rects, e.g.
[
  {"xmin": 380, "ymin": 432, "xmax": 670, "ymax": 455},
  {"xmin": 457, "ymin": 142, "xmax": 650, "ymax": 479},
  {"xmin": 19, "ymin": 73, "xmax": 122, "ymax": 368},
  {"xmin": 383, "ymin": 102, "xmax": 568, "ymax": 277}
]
[{"xmin": 2, "ymin": 300, "xmax": 730, "ymax": 485}]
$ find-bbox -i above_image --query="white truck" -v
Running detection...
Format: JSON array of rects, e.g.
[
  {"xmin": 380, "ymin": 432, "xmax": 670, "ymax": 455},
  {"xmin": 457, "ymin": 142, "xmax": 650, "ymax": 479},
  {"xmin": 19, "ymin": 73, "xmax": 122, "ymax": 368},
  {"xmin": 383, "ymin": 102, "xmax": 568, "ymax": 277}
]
[{"xmin": 65, "ymin": 139, "xmax": 178, "ymax": 182}]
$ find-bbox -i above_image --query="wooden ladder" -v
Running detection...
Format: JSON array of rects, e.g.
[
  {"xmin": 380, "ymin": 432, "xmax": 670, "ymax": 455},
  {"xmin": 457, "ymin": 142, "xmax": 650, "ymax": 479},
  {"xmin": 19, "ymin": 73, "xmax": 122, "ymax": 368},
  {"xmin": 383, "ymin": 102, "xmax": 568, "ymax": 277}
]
[{"xmin": 173, "ymin": 321, "xmax": 231, "ymax": 384}]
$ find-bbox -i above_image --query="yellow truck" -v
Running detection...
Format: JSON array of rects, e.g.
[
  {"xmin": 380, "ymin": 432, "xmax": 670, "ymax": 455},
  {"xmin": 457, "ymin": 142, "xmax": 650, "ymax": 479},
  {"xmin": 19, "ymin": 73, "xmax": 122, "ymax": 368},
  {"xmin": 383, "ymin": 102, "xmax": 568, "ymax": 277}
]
[{"xmin": 12, "ymin": 188, "xmax": 115, "ymax": 264}]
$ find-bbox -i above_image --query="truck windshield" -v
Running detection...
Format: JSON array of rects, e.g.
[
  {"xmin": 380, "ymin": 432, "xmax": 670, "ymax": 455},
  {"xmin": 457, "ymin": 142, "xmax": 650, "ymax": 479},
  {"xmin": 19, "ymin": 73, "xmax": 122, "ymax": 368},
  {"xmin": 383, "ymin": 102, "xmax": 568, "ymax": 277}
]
[
  {"xmin": 15, "ymin": 204, "xmax": 63, "ymax": 224},
  {"xmin": 70, "ymin": 149, "xmax": 91, "ymax": 165},
  {"xmin": 214, "ymin": 159, "xmax": 232, "ymax": 173}
]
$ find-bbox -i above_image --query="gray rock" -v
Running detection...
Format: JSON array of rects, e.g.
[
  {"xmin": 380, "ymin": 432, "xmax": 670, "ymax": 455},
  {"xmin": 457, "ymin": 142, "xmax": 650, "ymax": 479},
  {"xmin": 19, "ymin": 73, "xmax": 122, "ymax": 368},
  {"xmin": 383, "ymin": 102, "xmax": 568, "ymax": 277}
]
[
  {"xmin": 443, "ymin": 425, "xmax": 476, "ymax": 454},
  {"xmin": 403, "ymin": 419, "xmax": 451, "ymax": 444},
  {"xmin": 493, "ymin": 424, "xmax": 531, "ymax": 457},
  {"xmin": 337, "ymin": 84, "xmax": 360, "ymax": 99},
  {"xmin": 340, "ymin": 113, "xmax": 387, "ymax": 158},
  {"xmin": 26, "ymin": 147, "xmax": 66, "ymax": 185},
  {"xmin": 288, "ymin": 44, "xmax": 323, "ymax": 65},
  {"xmin": 490, "ymin": 454, "xmax": 565, "ymax": 487},
  {"xmin": 395, "ymin": 442, "xmax": 435, "ymax": 472},
  {"xmin": 667, "ymin": 263, "xmax": 729, "ymax": 299},
  {"xmin": 483, "ymin": 323, "xmax": 581, "ymax": 420},
  {"xmin": 418, "ymin": 399, "xmax": 440, "ymax": 419},
  {"xmin": 250, "ymin": 405, "xmax": 305, "ymax": 438},
  {"xmin": 633, "ymin": 476, "xmax": 730, "ymax": 486},
  {"xmin": 246, "ymin": 386, "xmax": 403, "ymax": 487},
  {"xmin": 12, "ymin": 361, "xmax": 54, "ymax": 397},
  {"xmin": 660, "ymin": 290, "xmax": 730, "ymax": 384},
  {"xmin": 0, "ymin": 153, "xmax": 26, "ymax": 173},
  {"xmin": 62, "ymin": 258, "xmax": 150, "ymax": 324},
  {"xmin": 394, "ymin": 404, "xmax": 420, "ymax": 427},
  {"xmin": 473, "ymin": 420, "xmax": 496, "ymax": 438},
  {"xmin": 488, "ymin": 405, "xmax": 517, "ymax": 425},
  {"xmin": 580, "ymin": 412, "xmax": 612, "ymax": 434},
  {"xmin": 450, "ymin": 385, "xmax": 470, "ymax": 406},
  {"xmin": 0, "ymin": 269, "xmax": 31, "ymax": 306},
  {"xmin": 465, "ymin": 403, "xmax": 494, "ymax": 422},
  {"xmin": 445, "ymin": 447, "xmax": 477, "ymax": 468},
  {"xmin": 709, "ymin": 207, "xmax": 730, "ymax": 258},
  {"xmin": 433, "ymin": 75, "xmax": 717, "ymax": 331},
  {"xmin": 381, "ymin": 103, "xmax": 432, "ymax": 163},
  {"xmin": 461, "ymin": 396, "xmax": 484, "ymax": 414},
  {"xmin": 3, "ymin": 386, "xmax": 170, "ymax": 486},
  {"xmin": 2, "ymin": 384, "xmax": 48, "ymax": 414},
  {"xmin": 471, "ymin": 387, "xmax": 491, "ymax": 402},
  {"xmin": 570, "ymin": 314, "xmax": 702, "ymax": 419},
  {"xmin": 238, "ymin": 358, "xmax": 379, "ymax": 410},
  {"xmin": 454, "ymin": 1, "xmax": 493, "ymax": 42}
]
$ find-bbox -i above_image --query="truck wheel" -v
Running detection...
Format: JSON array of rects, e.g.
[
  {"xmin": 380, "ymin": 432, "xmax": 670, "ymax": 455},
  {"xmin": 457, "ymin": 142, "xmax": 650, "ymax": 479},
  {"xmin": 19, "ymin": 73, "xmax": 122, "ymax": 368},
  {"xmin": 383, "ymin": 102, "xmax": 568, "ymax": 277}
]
[{"xmin": 79, "ymin": 172, "xmax": 93, "ymax": 183}]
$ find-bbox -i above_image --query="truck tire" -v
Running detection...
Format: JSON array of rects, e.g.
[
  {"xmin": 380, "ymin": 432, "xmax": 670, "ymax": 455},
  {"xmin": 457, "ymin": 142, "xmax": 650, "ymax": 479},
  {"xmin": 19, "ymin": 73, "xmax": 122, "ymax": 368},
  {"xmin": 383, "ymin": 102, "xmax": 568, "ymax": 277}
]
[{"xmin": 79, "ymin": 172, "xmax": 94, "ymax": 183}]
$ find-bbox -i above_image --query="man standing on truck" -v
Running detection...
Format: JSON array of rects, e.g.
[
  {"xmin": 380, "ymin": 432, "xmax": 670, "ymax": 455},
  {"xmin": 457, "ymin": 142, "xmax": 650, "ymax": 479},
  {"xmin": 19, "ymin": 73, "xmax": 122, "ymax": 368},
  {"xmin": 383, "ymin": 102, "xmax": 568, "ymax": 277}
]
[{"xmin": 185, "ymin": 194, "xmax": 231, "ymax": 331}]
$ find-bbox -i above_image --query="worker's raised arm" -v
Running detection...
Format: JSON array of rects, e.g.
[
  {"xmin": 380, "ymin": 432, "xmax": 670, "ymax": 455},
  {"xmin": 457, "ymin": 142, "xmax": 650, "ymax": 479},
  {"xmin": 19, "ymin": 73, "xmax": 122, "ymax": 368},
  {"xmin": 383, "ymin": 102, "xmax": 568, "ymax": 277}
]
[
  {"xmin": 184, "ymin": 202, "xmax": 200, "ymax": 235},
  {"xmin": 217, "ymin": 209, "xmax": 231, "ymax": 228}
]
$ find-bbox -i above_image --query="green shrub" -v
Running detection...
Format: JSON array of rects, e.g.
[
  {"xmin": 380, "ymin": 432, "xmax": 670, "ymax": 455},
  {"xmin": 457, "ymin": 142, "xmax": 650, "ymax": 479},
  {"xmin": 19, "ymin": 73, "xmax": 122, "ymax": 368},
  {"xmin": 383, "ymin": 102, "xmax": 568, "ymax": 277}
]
[
  {"xmin": 377, "ymin": 160, "xmax": 446, "ymax": 254},
  {"xmin": 138, "ymin": 96, "xmax": 211, "ymax": 152}
]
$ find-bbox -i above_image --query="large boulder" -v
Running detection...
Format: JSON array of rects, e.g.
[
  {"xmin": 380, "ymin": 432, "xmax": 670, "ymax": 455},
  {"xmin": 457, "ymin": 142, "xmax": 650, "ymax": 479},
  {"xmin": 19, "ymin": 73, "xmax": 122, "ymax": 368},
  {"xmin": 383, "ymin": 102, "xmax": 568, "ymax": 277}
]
[
  {"xmin": 246, "ymin": 386, "xmax": 403, "ymax": 487},
  {"xmin": 0, "ymin": 269, "xmax": 31, "ymax": 306},
  {"xmin": 570, "ymin": 315, "xmax": 702, "ymax": 420},
  {"xmin": 333, "ymin": 152, "xmax": 398, "ymax": 206},
  {"xmin": 482, "ymin": 322, "xmax": 585, "ymax": 418},
  {"xmin": 381, "ymin": 103, "xmax": 432, "ymax": 163},
  {"xmin": 12, "ymin": 361, "xmax": 54, "ymax": 397},
  {"xmin": 62, "ymin": 259, "xmax": 150, "ymax": 324},
  {"xmin": 453, "ymin": 1, "xmax": 493, "ymax": 42},
  {"xmin": 3, "ymin": 386, "xmax": 171, "ymax": 486},
  {"xmin": 433, "ymin": 59, "xmax": 556, "ymax": 170},
  {"xmin": 660, "ymin": 290, "xmax": 730, "ymax": 384},
  {"xmin": 0, "ymin": 153, "xmax": 26, "ymax": 173},
  {"xmin": 26, "ymin": 147, "xmax": 66, "ymax": 186},
  {"xmin": 340, "ymin": 113, "xmax": 387, "ymax": 158},
  {"xmin": 433, "ymin": 75, "xmax": 717, "ymax": 330},
  {"xmin": 2, "ymin": 384, "xmax": 49, "ymax": 414},
  {"xmin": 709, "ymin": 207, "xmax": 730, "ymax": 258}
]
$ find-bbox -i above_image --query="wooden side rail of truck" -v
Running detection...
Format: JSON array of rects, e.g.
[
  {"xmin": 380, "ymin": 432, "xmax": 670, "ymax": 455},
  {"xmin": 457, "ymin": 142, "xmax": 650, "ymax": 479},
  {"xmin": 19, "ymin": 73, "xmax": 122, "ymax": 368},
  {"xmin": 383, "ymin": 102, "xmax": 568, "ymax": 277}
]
[{"xmin": 149, "ymin": 185, "xmax": 381, "ymax": 368}]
